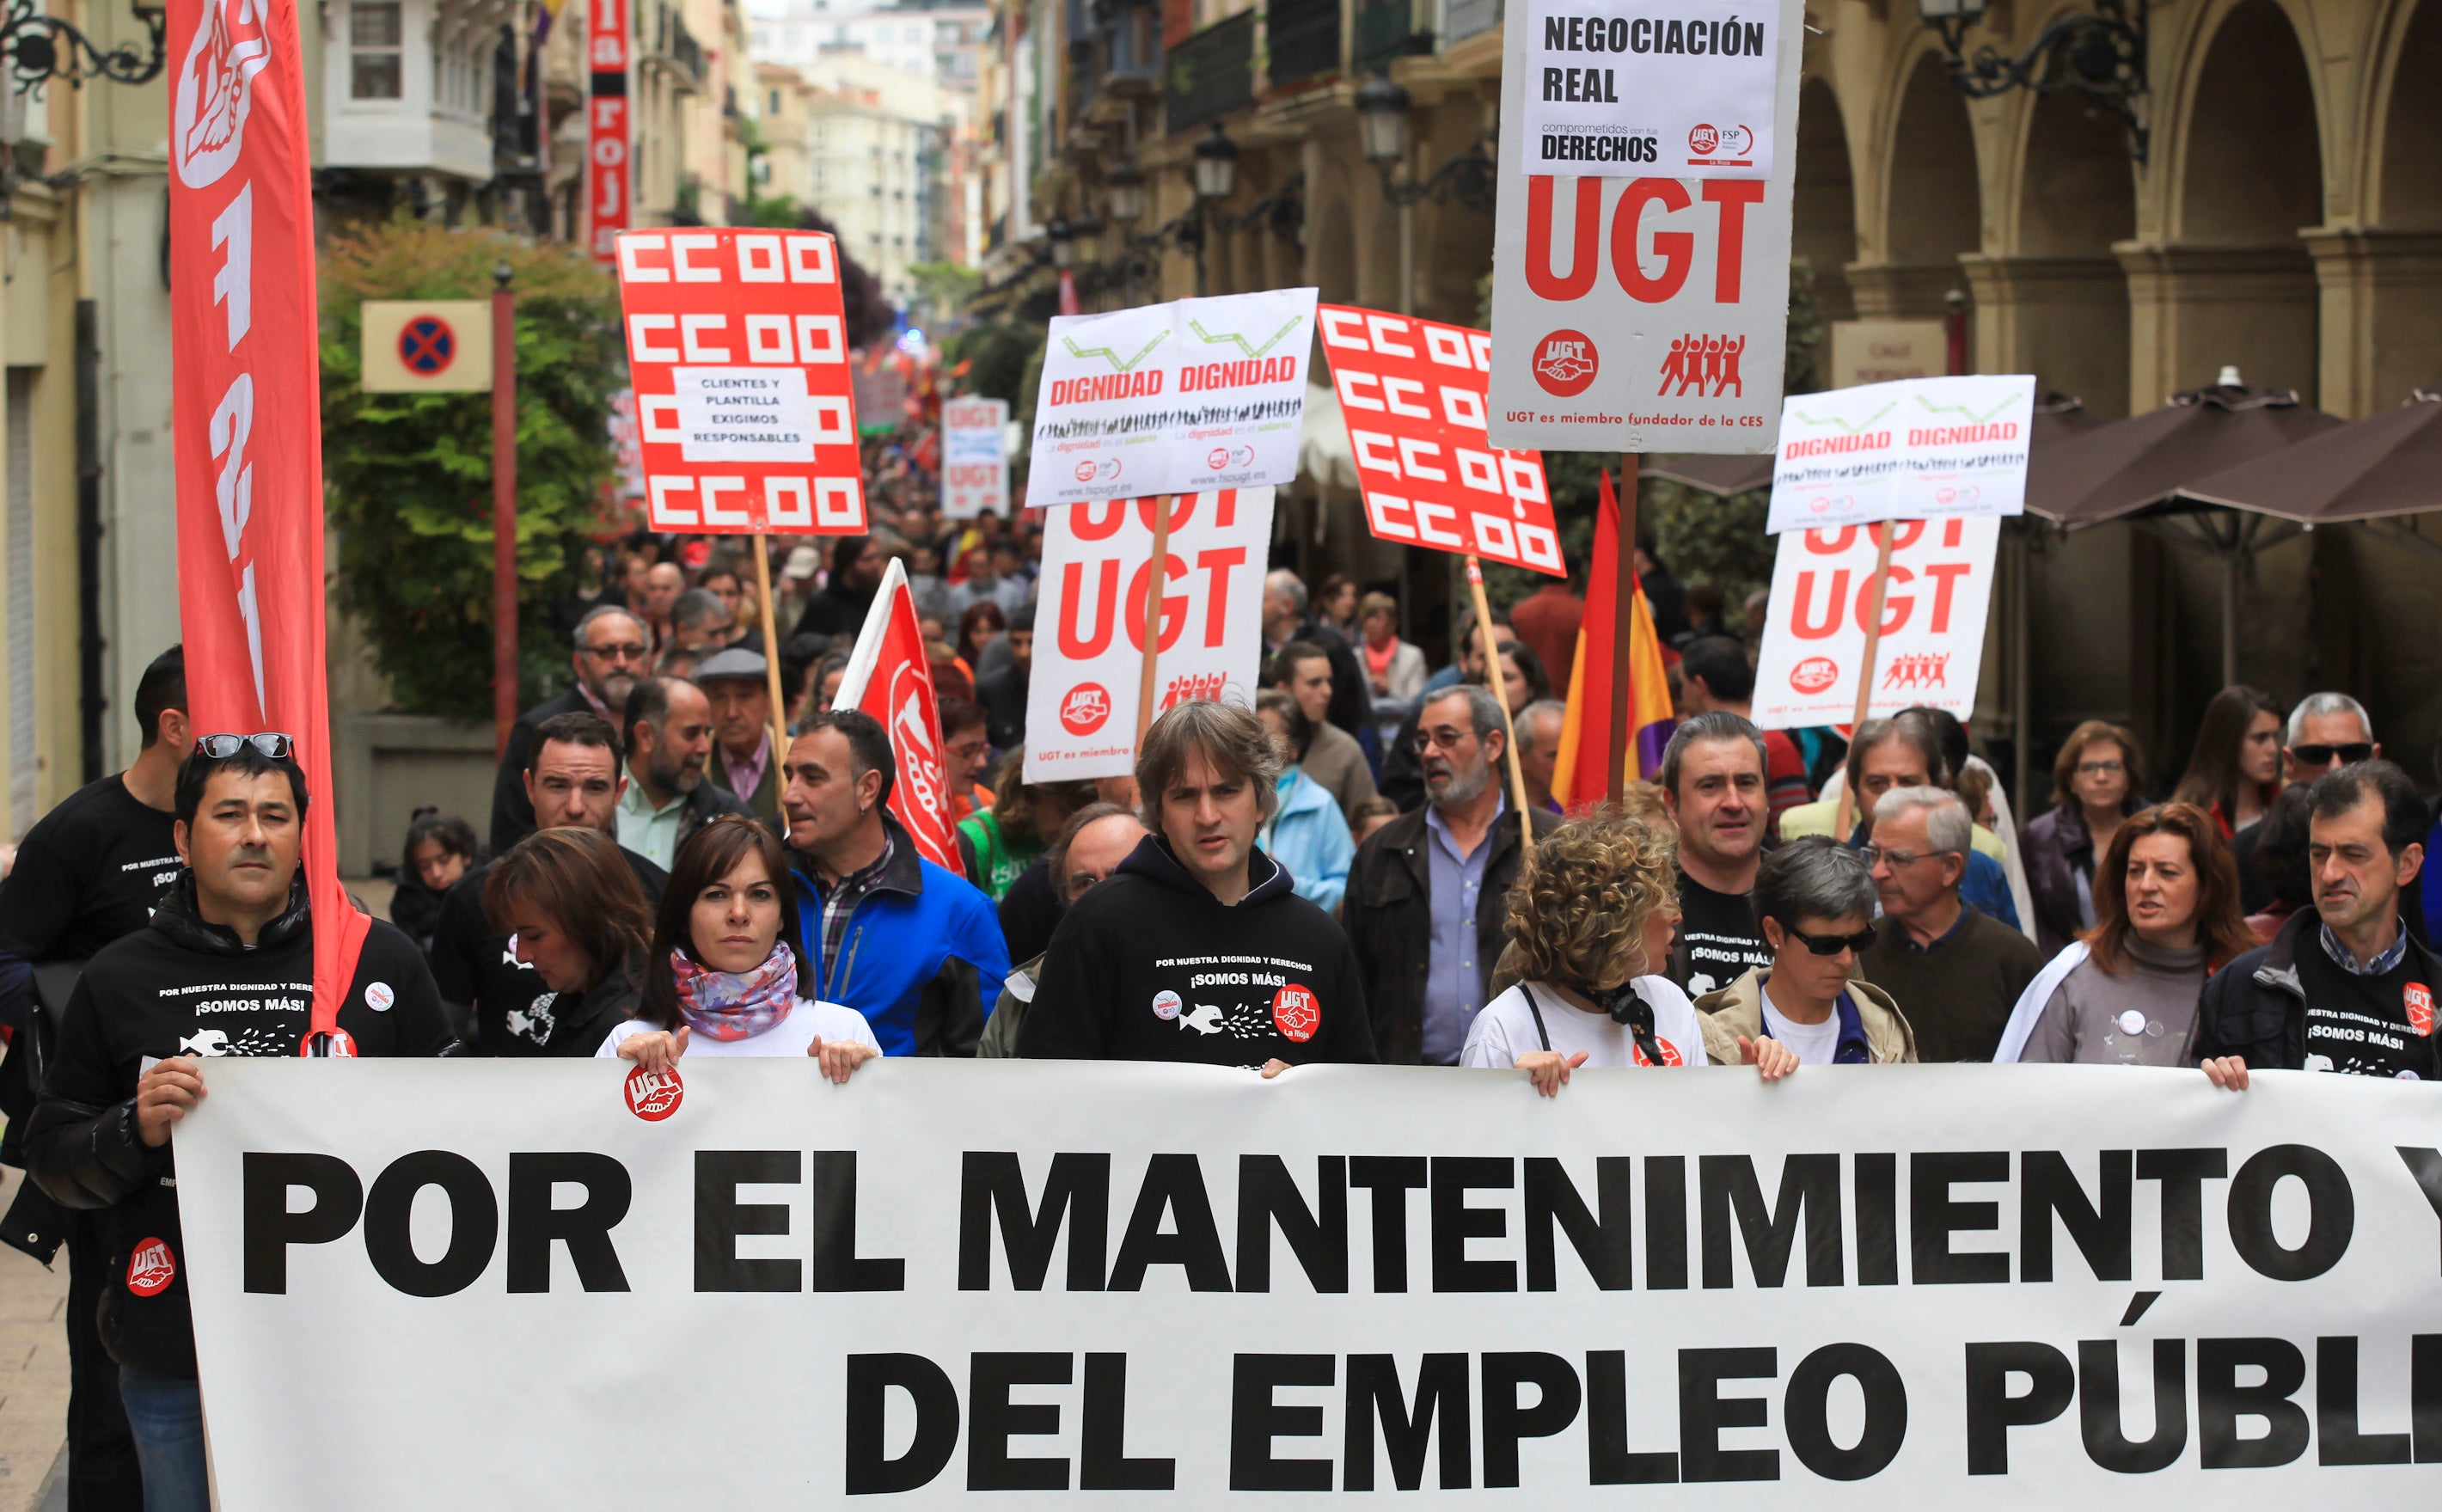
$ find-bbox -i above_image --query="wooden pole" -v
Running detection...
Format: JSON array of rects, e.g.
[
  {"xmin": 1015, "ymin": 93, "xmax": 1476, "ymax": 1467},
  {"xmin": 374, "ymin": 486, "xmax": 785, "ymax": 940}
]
[
  {"xmin": 749, "ymin": 538, "xmax": 792, "ymax": 765},
  {"xmin": 1466, "ymin": 556, "xmax": 1534, "ymax": 854},
  {"xmin": 1135, "ymin": 495, "xmax": 1172, "ymax": 744},
  {"xmin": 490, "ymin": 269, "xmax": 518, "ymax": 758},
  {"xmin": 1833, "ymin": 522, "xmax": 1898, "ymax": 841},
  {"xmin": 1609, "ymin": 456, "xmax": 1639, "ymax": 806}
]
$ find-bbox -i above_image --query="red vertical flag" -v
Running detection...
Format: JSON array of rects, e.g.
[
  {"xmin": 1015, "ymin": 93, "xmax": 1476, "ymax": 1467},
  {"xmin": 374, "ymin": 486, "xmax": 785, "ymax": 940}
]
[
  {"xmin": 831, "ymin": 560, "xmax": 960, "ymax": 870},
  {"xmin": 586, "ymin": 0, "xmax": 631, "ymax": 264},
  {"xmin": 1551, "ymin": 469, "xmax": 1678, "ymax": 809},
  {"xmin": 169, "ymin": 0, "xmax": 366, "ymax": 1047}
]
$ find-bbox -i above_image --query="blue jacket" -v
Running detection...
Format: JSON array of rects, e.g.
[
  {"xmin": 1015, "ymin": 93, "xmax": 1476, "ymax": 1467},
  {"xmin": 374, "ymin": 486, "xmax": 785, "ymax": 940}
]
[
  {"xmin": 1264, "ymin": 768, "xmax": 1356, "ymax": 913},
  {"xmin": 789, "ymin": 814, "xmax": 1009, "ymax": 1056}
]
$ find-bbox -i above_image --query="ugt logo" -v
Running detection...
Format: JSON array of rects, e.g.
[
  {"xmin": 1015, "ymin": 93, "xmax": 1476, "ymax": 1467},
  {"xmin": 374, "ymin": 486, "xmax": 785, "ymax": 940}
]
[
  {"xmin": 1533, "ymin": 329, "xmax": 1599, "ymax": 397},
  {"xmin": 1881, "ymin": 653, "xmax": 1950, "ymax": 691},
  {"xmin": 1060, "ymin": 683, "xmax": 1112, "ymax": 736}
]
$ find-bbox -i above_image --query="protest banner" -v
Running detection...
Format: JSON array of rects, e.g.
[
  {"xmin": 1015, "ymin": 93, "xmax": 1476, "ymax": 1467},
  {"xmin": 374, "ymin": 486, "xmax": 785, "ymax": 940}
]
[
  {"xmin": 943, "ymin": 395, "xmax": 1013, "ymax": 519},
  {"xmin": 1024, "ymin": 290, "xmax": 1319, "ymax": 508},
  {"xmin": 832, "ymin": 558, "xmax": 960, "ymax": 871},
  {"xmin": 169, "ymin": 0, "xmax": 366, "ymax": 1045},
  {"xmin": 584, "ymin": 0, "xmax": 629, "ymax": 265},
  {"xmin": 1749, "ymin": 516, "xmax": 2000, "ymax": 730},
  {"xmin": 181, "ymin": 1057, "xmax": 2442, "ymax": 1509},
  {"xmin": 1485, "ymin": 0, "xmax": 1803, "ymax": 456},
  {"xmin": 1766, "ymin": 374, "xmax": 2037, "ymax": 534},
  {"xmin": 1025, "ymin": 489, "xmax": 1273, "ymax": 781},
  {"xmin": 614, "ymin": 226, "xmax": 867, "ymax": 537}
]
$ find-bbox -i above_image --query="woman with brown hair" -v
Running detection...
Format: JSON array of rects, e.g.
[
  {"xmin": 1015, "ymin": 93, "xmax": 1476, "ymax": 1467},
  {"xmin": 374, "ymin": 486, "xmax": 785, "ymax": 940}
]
[
  {"xmin": 2021, "ymin": 719, "xmax": 2152, "ymax": 956},
  {"xmin": 2170, "ymin": 684, "xmax": 2286, "ymax": 837},
  {"xmin": 480, "ymin": 827, "xmax": 653, "ymax": 1056},
  {"xmin": 956, "ymin": 746, "xmax": 1096, "ymax": 901},
  {"xmin": 1460, "ymin": 809, "xmax": 1797, "ymax": 1093},
  {"xmin": 603, "ymin": 815, "xmax": 879, "ymax": 1078},
  {"xmin": 2003, "ymin": 801, "xmax": 2253, "ymax": 1066}
]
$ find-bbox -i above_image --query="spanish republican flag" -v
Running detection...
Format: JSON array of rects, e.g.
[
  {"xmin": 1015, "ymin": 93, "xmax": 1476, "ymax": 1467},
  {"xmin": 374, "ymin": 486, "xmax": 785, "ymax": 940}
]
[{"xmin": 1551, "ymin": 468, "xmax": 1676, "ymax": 811}]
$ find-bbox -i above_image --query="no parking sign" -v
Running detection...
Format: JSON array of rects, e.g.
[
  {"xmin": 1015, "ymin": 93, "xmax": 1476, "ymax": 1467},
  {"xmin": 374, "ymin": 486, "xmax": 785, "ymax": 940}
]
[{"xmin": 359, "ymin": 301, "xmax": 493, "ymax": 393}]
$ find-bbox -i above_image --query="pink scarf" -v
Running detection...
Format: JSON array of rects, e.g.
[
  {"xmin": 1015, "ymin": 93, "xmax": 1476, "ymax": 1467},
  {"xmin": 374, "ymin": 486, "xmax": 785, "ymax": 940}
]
[{"xmin": 670, "ymin": 941, "xmax": 797, "ymax": 1042}]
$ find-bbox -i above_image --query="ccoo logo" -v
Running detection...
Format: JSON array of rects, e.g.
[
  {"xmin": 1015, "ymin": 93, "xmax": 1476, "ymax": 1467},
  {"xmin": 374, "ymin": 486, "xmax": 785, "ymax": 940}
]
[
  {"xmin": 1533, "ymin": 330, "xmax": 1599, "ymax": 397},
  {"xmin": 1790, "ymin": 657, "xmax": 1839, "ymax": 695},
  {"xmin": 1060, "ymin": 683, "xmax": 1112, "ymax": 736}
]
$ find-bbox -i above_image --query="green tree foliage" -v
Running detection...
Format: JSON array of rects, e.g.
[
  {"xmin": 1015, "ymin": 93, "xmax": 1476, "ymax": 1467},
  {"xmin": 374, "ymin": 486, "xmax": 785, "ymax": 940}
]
[{"xmin": 320, "ymin": 220, "xmax": 626, "ymax": 719}]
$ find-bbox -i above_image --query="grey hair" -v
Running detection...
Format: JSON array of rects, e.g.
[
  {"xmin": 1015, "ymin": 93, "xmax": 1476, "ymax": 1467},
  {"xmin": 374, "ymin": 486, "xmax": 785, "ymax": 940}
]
[
  {"xmin": 1135, "ymin": 698, "xmax": 1284, "ymax": 830},
  {"xmin": 670, "ymin": 589, "xmax": 727, "ymax": 631},
  {"xmin": 1515, "ymin": 699, "xmax": 1568, "ymax": 757},
  {"xmin": 572, "ymin": 603, "xmax": 646, "ymax": 652},
  {"xmin": 1874, "ymin": 784, "xmax": 1971, "ymax": 855},
  {"xmin": 1264, "ymin": 569, "xmax": 1308, "ymax": 615},
  {"xmin": 2287, "ymin": 691, "xmax": 2372, "ymax": 746},
  {"xmin": 1659, "ymin": 709, "xmax": 1768, "ymax": 796},
  {"xmin": 1421, "ymin": 683, "xmax": 1506, "ymax": 742},
  {"xmin": 1752, "ymin": 836, "xmax": 1877, "ymax": 931}
]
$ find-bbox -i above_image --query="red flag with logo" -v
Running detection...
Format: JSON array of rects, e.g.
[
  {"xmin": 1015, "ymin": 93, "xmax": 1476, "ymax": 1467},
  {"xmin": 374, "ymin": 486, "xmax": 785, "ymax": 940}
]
[
  {"xmin": 830, "ymin": 560, "xmax": 959, "ymax": 871},
  {"xmin": 169, "ymin": 0, "xmax": 365, "ymax": 1050}
]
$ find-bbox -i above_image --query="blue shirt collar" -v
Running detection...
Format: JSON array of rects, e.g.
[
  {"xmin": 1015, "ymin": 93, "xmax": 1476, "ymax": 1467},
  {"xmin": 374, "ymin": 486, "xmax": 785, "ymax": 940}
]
[
  {"xmin": 2319, "ymin": 919, "xmax": 2410, "ymax": 976},
  {"xmin": 1897, "ymin": 901, "xmax": 1974, "ymax": 955}
]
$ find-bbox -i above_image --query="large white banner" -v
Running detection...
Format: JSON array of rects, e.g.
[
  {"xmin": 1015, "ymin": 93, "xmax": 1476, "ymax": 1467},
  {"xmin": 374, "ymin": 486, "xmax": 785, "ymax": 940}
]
[
  {"xmin": 181, "ymin": 1060, "xmax": 2442, "ymax": 1509},
  {"xmin": 1766, "ymin": 375, "xmax": 2037, "ymax": 534},
  {"xmin": 943, "ymin": 395, "xmax": 1012, "ymax": 520},
  {"xmin": 1750, "ymin": 517, "xmax": 1998, "ymax": 729},
  {"xmin": 1517, "ymin": 0, "xmax": 1782, "ymax": 181},
  {"xmin": 1023, "ymin": 488, "xmax": 1274, "ymax": 780},
  {"xmin": 1486, "ymin": 0, "xmax": 1803, "ymax": 456},
  {"xmin": 1025, "ymin": 291, "xmax": 1319, "ymax": 508}
]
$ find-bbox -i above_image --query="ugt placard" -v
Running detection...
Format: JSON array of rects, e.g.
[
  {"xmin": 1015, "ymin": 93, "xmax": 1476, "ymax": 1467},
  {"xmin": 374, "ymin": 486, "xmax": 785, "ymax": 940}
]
[
  {"xmin": 1486, "ymin": 0, "xmax": 1804, "ymax": 455},
  {"xmin": 1319, "ymin": 304, "xmax": 1564, "ymax": 578},
  {"xmin": 615, "ymin": 228, "xmax": 866, "ymax": 535},
  {"xmin": 943, "ymin": 395, "xmax": 1011, "ymax": 520},
  {"xmin": 1749, "ymin": 516, "xmax": 1999, "ymax": 729}
]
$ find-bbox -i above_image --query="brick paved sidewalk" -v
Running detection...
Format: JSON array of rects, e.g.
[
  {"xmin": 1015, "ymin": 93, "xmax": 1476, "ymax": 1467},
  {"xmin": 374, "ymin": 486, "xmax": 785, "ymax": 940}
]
[{"xmin": 0, "ymin": 1168, "xmax": 67, "ymax": 1512}]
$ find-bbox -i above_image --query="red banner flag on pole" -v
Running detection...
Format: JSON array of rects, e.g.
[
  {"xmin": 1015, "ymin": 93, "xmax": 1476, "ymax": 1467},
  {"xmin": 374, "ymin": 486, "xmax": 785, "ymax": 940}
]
[
  {"xmin": 831, "ymin": 560, "xmax": 960, "ymax": 871},
  {"xmin": 1551, "ymin": 469, "xmax": 1678, "ymax": 811},
  {"xmin": 169, "ymin": 0, "xmax": 367, "ymax": 1050}
]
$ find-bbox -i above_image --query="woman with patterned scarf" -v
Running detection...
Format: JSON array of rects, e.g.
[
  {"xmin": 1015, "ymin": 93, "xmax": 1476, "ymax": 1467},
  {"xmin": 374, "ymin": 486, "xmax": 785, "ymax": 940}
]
[{"xmin": 603, "ymin": 816, "xmax": 881, "ymax": 1079}]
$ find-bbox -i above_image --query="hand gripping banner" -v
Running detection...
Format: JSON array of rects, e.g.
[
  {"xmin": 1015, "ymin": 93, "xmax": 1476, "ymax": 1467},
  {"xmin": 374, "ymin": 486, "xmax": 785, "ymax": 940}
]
[{"xmin": 169, "ymin": 0, "xmax": 366, "ymax": 1049}]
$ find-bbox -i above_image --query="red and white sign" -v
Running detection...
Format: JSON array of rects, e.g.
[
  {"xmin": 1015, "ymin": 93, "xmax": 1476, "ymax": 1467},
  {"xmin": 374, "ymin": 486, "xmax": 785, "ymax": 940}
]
[
  {"xmin": 2408, "ymin": 982, "xmax": 2433, "ymax": 1038},
  {"xmin": 1485, "ymin": 0, "xmax": 1803, "ymax": 455},
  {"xmin": 126, "ymin": 1237, "xmax": 177, "ymax": 1297},
  {"xmin": 830, "ymin": 559, "xmax": 959, "ymax": 871},
  {"xmin": 1749, "ymin": 516, "xmax": 2000, "ymax": 729},
  {"xmin": 623, "ymin": 1064, "xmax": 683, "ymax": 1121},
  {"xmin": 614, "ymin": 228, "xmax": 866, "ymax": 536},
  {"xmin": 1319, "ymin": 304, "xmax": 1563, "ymax": 577},
  {"xmin": 941, "ymin": 395, "xmax": 1010, "ymax": 520},
  {"xmin": 1025, "ymin": 488, "xmax": 1276, "ymax": 781},
  {"xmin": 585, "ymin": 0, "xmax": 629, "ymax": 264},
  {"xmin": 1271, "ymin": 983, "xmax": 1319, "ymax": 1043},
  {"xmin": 1767, "ymin": 374, "xmax": 2036, "ymax": 533},
  {"xmin": 169, "ymin": 0, "xmax": 367, "ymax": 1047}
]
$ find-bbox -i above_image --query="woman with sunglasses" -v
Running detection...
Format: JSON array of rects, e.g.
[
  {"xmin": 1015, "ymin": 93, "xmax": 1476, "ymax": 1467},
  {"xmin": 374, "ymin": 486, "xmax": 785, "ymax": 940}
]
[
  {"xmin": 603, "ymin": 815, "xmax": 879, "ymax": 1080},
  {"xmin": 1462, "ymin": 810, "xmax": 1799, "ymax": 1093},
  {"xmin": 1694, "ymin": 836, "xmax": 1919, "ymax": 1064}
]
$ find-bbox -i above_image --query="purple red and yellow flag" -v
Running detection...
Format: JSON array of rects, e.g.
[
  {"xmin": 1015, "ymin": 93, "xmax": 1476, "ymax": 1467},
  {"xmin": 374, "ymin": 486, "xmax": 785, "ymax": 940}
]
[{"xmin": 1551, "ymin": 468, "xmax": 1676, "ymax": 811}]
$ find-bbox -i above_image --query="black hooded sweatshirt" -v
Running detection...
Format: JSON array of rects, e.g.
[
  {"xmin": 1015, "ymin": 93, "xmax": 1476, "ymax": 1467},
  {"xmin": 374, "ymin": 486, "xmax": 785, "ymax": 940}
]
[
  {"xmin": 24, "ymin": 872, "xmax": 457, "ymax": 1377},
  {"xmin": 1018, "ymin": 836, "xmax": 1376, "ymax": 1067}
]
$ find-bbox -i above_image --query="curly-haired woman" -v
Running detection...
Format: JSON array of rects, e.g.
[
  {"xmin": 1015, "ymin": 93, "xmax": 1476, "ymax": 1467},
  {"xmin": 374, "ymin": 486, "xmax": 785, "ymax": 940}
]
[{"xmin": 1461, "ymin": 809, "xmax": 1798, "ymax": 1093}]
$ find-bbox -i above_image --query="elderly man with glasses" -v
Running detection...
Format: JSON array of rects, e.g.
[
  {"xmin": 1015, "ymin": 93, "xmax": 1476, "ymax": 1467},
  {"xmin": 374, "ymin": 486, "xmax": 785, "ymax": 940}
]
[
  {"xmin": 1343, "ymin": 685, "xmax": 1561, "ymax": 1063},
  {"xmin": 1855, "ymin": 786, "xmax": 2045, "ymax": 1061},
  {"xmin": 1696, "ymin": 836, "xmax": 1919, "ymax": 1065},
  {"xmin": 489, "ymin": 604, "xmax": 653, "ymax": 852}
]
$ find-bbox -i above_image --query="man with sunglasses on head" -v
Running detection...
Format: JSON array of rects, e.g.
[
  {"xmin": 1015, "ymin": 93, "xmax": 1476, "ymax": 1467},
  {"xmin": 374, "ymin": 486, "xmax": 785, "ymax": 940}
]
[
  {"xmin": 26, "ymin": 734, "xmax": 456, "ymax": 1512},
  {"xmin": 1855, "ymin": 786, "xmax": 2044, "ymax": 1061},
  {"xmin": 1696, "ymin": 837, "xmax": 1918, "ymax": 1064},
  {"xmin": 1344, "ymin": 685, "xmax": 1561, "ymax": 1064},
  {"xmin": 488, "ymin": 604, "xmax": 653, "ymax": 853}
]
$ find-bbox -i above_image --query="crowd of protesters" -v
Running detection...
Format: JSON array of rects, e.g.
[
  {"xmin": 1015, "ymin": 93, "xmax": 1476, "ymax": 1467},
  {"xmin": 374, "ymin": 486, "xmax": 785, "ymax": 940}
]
[{"xmin": 2, "ymin": 450, "xmax": 2439, "ymax": 1507}]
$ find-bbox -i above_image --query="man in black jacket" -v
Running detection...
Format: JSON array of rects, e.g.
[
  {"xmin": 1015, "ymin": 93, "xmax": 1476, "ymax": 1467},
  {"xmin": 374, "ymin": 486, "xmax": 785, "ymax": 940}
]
[
  {"xmin": 1020, "ymin": 701, "xmax": 1374, "ymax": 1068},
  {"xmin": 1343, "ymin": 685, "xmax": 1559, "ymax": 1063},
  {"xmin": 488, "ymin": 604, "xmax": 651, "ymax": 852},
  {"xmin": 26, "ymin": 737, "xmax": 456, "ymax": 1511},
  {"xmin": 2197, "ymin": 760, "xmax": 2440, "ymax": 1087}
]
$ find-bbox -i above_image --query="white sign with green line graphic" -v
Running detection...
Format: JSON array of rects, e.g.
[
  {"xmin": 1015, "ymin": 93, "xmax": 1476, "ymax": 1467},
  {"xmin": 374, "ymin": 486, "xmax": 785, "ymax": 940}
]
[
  {"xmin": 1766, "ymin": 373, "xmax": 2037, "ymax": 534},
  {"xmin": 1025, "ymin": 290, "xmax": 1319, "ymax": 508}
]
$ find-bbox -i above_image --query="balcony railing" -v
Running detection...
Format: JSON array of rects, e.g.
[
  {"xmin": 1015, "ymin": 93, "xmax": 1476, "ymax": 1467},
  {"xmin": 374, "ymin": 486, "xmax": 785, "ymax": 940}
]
[
  {"xmin": 1266, "ymin": 0, "xmax": 1339, "ymax": 88},
  {"xmin": 1353, "ymin": 0, "xmax": 1432, "ymax": 71},
  {"xmin": 1166, "ymin": 10, "xmax": 1254, "ymax": 132}
]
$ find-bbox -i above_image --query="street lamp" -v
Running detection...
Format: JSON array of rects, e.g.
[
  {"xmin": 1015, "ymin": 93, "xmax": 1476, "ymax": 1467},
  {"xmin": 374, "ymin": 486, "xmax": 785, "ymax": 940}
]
[
  {"xmin": 1049, "ymin": 219, "xmax": 1077, "ymax": 272},
  {"xmin": 1191, "ymin": 122, "xmax": 1237, "ymax": 202},
  {"xmin": 2, "ymin": 0, "xmax": 167, "ymax": 90},
  {"xmin": 1356, "ymin": 70, "xmax": 1411, "ymax": 168},
  {"xmin": 1914, "ymin": 0, "xmax": 2150, "ymax": 160},
  {"xmin": 1105, "ymin": 160, "xmax": 1147, "ymax": 229}
]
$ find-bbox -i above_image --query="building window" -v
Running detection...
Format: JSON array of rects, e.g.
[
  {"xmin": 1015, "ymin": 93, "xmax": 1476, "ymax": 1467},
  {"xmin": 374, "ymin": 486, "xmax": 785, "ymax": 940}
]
[
  {"xmin": 768, "ymin": 89, "xmax": 780, "ymax": 113},
  {"xmin": 350, "ymin": 0, "xmax": 403, "ymax": 99}
]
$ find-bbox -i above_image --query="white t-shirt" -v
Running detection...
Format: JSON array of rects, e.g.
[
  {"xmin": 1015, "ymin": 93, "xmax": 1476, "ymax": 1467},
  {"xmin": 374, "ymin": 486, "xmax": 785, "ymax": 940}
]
[
  {"xmin": 1758, "ymin": 984, "xmax": 1843, "ymax": 1066},
  {"xmin": 1461, "ymin": 977, "xmax": 1711, "ymax": 1070},
  {"xmin": 597, "ymin": 998, "xmax": 880, "ymax": 1059}
]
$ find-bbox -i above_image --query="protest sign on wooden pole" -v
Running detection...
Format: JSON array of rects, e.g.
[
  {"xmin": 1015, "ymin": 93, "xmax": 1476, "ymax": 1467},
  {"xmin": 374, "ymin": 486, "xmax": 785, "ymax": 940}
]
[
  {"xmin": 1135, "ymin": 496, "xmax": 1172, "ymax": 744},
  {"xmin": 490, "ymin": 271, "xmax": 519, "ymax": 758},
  {"xmin": 1833, "ymin": 523, "xmax": 1897, "ymax": 840},
  {"xmin": 749, "ymin": 541, "xmax": 792, "ymax": 761},
  {"xmin": 1607, "ymin": 457, "xmax": 1639, "ymax": 807},
  {"xmin": 1465, "ymin": 558, "xmax": 1534, "ymax": 853}
]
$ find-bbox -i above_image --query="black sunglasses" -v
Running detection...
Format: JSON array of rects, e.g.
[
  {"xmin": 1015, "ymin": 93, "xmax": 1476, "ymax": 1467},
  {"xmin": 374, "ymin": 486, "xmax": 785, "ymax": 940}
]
[
  {"xmin": 2292, "ymin": 743, "xmax": 2372, "ymax": 767},
  {"xmin": 195, "ymin": 733, "xmax": 294, "ymax": 761},
  {"xmin": 1785, "ymin": 924, "xmax": 1876, "ymax": 956}
]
